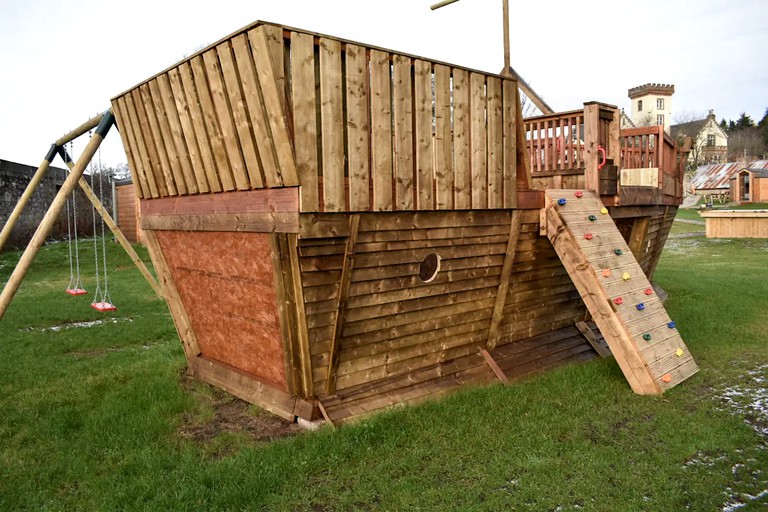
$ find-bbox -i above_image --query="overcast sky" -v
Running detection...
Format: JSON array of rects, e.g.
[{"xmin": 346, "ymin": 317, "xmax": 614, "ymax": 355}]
[{"xmin": 1, "ymin": 0, "xmax": 765, "ymax": 169}]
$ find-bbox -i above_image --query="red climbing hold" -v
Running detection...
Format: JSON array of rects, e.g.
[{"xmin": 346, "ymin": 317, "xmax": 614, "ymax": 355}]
[
  {"xmin": 613, "ymin": 297, "xmax": 623, "ymax": 305},
  {"xmin": 584, "ymin": 233, "xmax": 593, "ymax": 240},
  {"xmin": 575, "ymin": 191, "xmax": 583, "ymax": 198},
  {"xmin": 644, "ymin": 288, "xmax": 653, "ymax": 295},
  {"xmin": 602, "ymin": 269, "xmax": 612, "ymax": 277}
]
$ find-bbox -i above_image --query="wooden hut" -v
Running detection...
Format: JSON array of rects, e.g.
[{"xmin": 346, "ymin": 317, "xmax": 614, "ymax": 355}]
[{"xmin": 111, "ymin": 21, "xmax": 697, "ymax": 424}]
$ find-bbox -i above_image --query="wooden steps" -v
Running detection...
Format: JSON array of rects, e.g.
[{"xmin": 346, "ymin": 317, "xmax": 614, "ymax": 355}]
[{"xmin": 542, "ymin": 189, "xmax": 697, "ymax": 394}]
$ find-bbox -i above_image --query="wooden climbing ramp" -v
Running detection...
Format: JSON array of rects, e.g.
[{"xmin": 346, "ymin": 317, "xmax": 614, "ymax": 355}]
[{"xmin": 542, "ymin": 189, "xmax": 698, "ymax": 394}]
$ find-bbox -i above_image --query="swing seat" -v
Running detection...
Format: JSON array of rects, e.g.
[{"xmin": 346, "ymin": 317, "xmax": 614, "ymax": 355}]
[
  {"xmin": 91, "ymin": 301, "xmax": 117, "ymax": 312},
  {"xmin": 66, "ymin": 288, "xmax": 88, "ymax": 296}
]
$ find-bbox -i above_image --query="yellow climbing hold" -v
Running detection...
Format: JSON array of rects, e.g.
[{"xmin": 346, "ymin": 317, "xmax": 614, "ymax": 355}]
[
  {"xmin": 676, "ymin": 348, "xmax": 684, "ymax": 357},
  {"xmin": 622, "ymin": 272, "xmax": 630, "ymax": 281},
  {"xmin": 600, "ymin": 207, "xmax": 608, "ymax": 215}
]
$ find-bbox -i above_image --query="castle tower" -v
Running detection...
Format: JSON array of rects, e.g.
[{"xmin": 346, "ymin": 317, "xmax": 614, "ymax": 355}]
[{"xmin": 628, "ymin": 83, "xmax": 674, "ymax": 133}]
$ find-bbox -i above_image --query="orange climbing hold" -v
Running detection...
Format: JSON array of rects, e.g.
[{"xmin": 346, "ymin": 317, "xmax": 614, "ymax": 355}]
[
  {"xmin": 662, "ymin": 374, "xmax": 672, "ymax": 383},
  {"xmin": 602, "ymin": 269, "xmax": 611, "ymax": 277}
]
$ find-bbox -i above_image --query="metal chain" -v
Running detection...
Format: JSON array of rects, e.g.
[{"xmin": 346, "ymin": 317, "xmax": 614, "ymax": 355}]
[
  {"xmin": 97, "ymin": 147, "xmax": 111, "ymax": 305},
  {"xmin": 89, "ymin": 133, "xmax": 102, "ymax": 304}
]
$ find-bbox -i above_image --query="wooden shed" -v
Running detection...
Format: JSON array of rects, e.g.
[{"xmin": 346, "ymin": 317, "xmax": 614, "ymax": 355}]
[
  {"xmin": 113, "ymin": 179, "xmax": 142, "ymax": 243},
  {"xmin": 111, "ymin": 21, "xmax": 697, "ymax": 424},
  {"xmin": 729, "ymin": 169, "xmax": 768, "ymax": 204}
]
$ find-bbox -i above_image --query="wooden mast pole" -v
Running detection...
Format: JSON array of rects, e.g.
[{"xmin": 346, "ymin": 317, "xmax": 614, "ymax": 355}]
[
  {"xmin": 56, "ymin": 148, "xmax": 163, "ymax": 298},
  {"xmin": 502, "ymin": 0, "xmax": 510, "ymax": 76},
  {"xmin": 0, "ymin": 111, "xmax": 115, "ymax": 321},
  {"xmin": 0, "ymin": 113, "xmax": 105, "ymax": 253}
]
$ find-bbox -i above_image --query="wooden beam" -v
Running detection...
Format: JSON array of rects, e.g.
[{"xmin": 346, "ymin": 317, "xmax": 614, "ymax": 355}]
[
  {"xmin": 142, "ymin": 230, "xmax": 201, "ymax": 360},
  {"xmin": 317, "ymin": 400, "xmax": 335, "ymax": 428},
  {"xmin": 486, "ymin": 210, "xmax": 521, "ymax": 350},
  {"xmin": 140, "ymin": 187, "xmax": 299, "ymax": 216},
  {"xmin": 191, "ymin": 356, "xmax": 315, "ymax": 421},
  {"xmin": 325, "ymin": 214, "xmax": 361, "ymax": 395},
  {"xmin": 0, "ymin": 153, "xmax": 54, "ymax": 252},
  {"xmin": 0, "ymin": 111, "xmax": 114, "ymax": 321},
  {"xmin": 287, "ymin": 234, "xmax": 314, "ymax": 399},
  {"xmin": 54, "ymin": 112, "xmax": 105, "ymax": 146},
  {"xmin": 141, "ymin": 212, "xmax": 299, "ymax": 233},
  {"xmin": 270, "ymin": 233, "xmax": 301, "ymax": 396},
  {"xmin": 627, "ymin": 217, "xmax": 650, "ymax": 261},
  {"xmin": 575, "ymin": 321, "xmax": 611, "ymax": 358},
  {"xmin": 480, "ymin": 348, "xmax": 510, "ymax": 384},
  {"xmin": 583, "ymin": 103, "xmax": 600, "ymax": 194}
]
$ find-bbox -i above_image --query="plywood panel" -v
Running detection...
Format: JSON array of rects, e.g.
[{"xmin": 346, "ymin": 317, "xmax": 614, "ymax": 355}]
[{"xmin": 157, "ymin": 230, "xmax": 288, "ymax": 390}]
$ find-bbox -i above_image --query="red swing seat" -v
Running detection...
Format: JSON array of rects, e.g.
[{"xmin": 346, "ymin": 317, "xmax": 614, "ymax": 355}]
[
  {"xmin": 65, "ymin": 288, "xmax": 88, "ymax": 296},
  {"xmin": 91, "ymin": 301, "xmax": 117, "ymax": 312}
]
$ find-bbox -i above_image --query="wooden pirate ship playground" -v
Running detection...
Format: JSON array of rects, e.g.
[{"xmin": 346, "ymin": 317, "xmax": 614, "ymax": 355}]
[{"xmin": 0, "ymin": 20, "xmax": 697, "ymax": 425}]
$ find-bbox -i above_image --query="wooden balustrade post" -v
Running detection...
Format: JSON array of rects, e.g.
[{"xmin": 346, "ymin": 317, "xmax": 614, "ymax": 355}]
[{"xmin": 583, "ymin": 103, "xmax": 600, "ymax": 193}]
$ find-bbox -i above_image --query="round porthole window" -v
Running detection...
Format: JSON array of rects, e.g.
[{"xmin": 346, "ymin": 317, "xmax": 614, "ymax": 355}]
[{"xmin": 419, "ymin": 253, "xmax": 441, "ymax": 283}]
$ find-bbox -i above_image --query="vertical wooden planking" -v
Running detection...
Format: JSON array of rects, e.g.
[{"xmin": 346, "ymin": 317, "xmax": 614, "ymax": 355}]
[
  {"xmin": 470, "ymin": 72, "xmax": 487, "ymax": 209},
  {"xmin": 217, "ymin": 41, "xmax": 264, "ymax": 190},
  {"xmin": 123, "ymin": 92, "xmax": 159, "ymax": 198},
  {"xmin": 178, "ymin": 61, "xmax": 223, "ymax": 192},
  {"xmin": 248, "ymin": 27, "xmax": 299, "ymax": 186},
  {"xmin": 139, "ymin": 84, "xmax": 178, "ymax": 196},
  {"xmin": 147, "ymin": 79, "xmax": 190, "ymax": 195},
  {"xmin": 205, "ymin": 44, "xmax": 251, "ymax": 191},
  {"xmin": 289, "ymin": 32, "xmax": 319, "ymax": 210},
  {"xmin": 370, "ymin": 49, "xmax": 393, "ymax": 211},
  {"xmin": 167, "ymin": 68, "xmax": 211, "ymax": 193},
  {"xmin": 413, "ymin": 59, "xmax": 434, "ymax": 210},
  {"xmin": 318, "ymin": 37, "xmax": 345, "ymax": 212},
  {"xmin": 486, "ymin": 77, "xmax": 503, "ymax": 208},
  {"xmin": 393, "ymin": 55, "xmax": 414, "ymax": 210},
  {"xmin": 453, "ymin": 68, "xmax": 470, "ymax": 209},
  {"xmin": 263, "ymin": 24, "xmax": 287, "ymax": 115},
  {"xmin": 130, "ymin": 88, "xmax": 168, "ymax": 197},
  {"xmin": 434, "ymin": 64, "xmax": 453, "ymax": 210},
  {"xmin": 190, "ymin": 54, "xmax": 236, "ymax": 192},
  {"xmin": 111, "ymin": 98, "xmax": 148, "ymax": 199},
  {"xmin": 232, "ymin": 33, "xmax": 273, "ymax": 188},
  {"xmin": 501, "ymin": 79, "xmax": 517, "ymax": 208},
  {"xmin": 345, "ymin": 44, "xmax": 371, "ymax": 211},
  {"xmin": 514, "ymin": 86, "xmax": 527, "ymax": 193}
]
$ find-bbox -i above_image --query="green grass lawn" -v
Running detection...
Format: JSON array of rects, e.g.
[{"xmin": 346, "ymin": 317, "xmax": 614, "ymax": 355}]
[{"xmin": 1, "ymin": 235, "xmax": 768, "ymax": 511}]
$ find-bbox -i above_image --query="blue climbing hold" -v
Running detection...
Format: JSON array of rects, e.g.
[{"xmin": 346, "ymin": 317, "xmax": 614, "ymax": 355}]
[
  {"xmin": 558, "ymin": 198, "xmax": 567, "ymax": 205},
  {"xmin": 668, "ymin": 321, "xmax": 676, "ymax": 329},
  {"xmin": 636, "ymin": 303, "xmax": 645, "ymax": 311}
]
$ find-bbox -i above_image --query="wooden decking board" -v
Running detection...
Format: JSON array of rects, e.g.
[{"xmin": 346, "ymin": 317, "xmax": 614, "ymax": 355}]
[{"xmin": 543, "ymin": 189, "xmax": 697, "ymax": 394}]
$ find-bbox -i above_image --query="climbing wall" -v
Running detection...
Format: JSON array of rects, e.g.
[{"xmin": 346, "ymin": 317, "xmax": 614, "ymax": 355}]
[{"xmin": 542, "ymin": 189, "xmax": 698, "ymax": 394}]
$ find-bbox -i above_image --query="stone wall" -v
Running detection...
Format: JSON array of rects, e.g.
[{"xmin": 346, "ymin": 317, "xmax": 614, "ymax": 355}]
[{"xmin": 0, "ymin": 159, "xmax": 113, "ymax": 251}]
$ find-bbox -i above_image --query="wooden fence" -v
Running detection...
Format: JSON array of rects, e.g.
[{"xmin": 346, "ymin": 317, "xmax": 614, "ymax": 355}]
[
  {"xmin": 111, "ymin": 21, "xmax": 523, "ymax": 213},
  {"xmin": 619, "ymin": 125, "xmax": 684, "ymax": 202}
]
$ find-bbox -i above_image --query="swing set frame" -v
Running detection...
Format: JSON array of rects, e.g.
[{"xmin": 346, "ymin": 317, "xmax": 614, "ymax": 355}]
[{"xmin": 0, "ymin": 109, "xmax": 163, "ymax": 320}]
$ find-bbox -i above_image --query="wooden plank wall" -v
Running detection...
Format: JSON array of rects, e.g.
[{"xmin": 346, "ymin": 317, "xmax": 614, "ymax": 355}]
[
  {"xmin": 115, "ymin": 183, "xmax": 141, "ymax": 243},
  {"xmin": 111, "ymin": 24, "xmax": 298, "ymax": 202},
  {"xmin": 111, "ymin": 22, "xmax": 520, "ymax": 212},
  {"xmin": 299, "ymin": 210, "xmax": 589, "ymax": 401}
]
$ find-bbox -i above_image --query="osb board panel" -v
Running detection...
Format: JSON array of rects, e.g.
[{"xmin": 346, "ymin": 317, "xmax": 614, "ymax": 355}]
[{"xmin": 156, "ymin": 230, "xmax": 288, "ymax": 390}]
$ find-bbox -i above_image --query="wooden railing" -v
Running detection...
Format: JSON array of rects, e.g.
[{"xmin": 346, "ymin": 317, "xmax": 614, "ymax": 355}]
[
  {"xmin": 524, "ymin": 102, "xmax": 620, "ymax": 193},
  {"xmin": 619, "ymin": 125, "xmax": 685, "ymax": 202}
]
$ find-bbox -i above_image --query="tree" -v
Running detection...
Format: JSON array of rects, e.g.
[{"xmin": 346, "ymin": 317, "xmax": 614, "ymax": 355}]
[{"xmin": 721, "ymin": 110, "xmax": 767, "ymax": 160}]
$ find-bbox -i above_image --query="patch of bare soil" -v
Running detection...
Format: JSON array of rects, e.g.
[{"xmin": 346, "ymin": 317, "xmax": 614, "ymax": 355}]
[{"xmin": 178, "ymin": 374, "xmax": 301, "ymax": 447}]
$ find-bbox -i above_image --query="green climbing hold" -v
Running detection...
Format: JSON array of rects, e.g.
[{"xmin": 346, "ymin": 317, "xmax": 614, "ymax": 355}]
[
  {"xmin": 588, "ymin": 215, "xmax": 597, "ymax": 221},
  {"xmin": 614, "ymin": 249, "xmax": 623, "ymax": 256},
  {"xmin": 642, "ymin": 333, "xmax": 652, "ymax": 341}
]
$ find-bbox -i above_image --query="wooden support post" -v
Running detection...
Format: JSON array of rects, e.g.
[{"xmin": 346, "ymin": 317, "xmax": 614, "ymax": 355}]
[
  {"xmin": 54, "ymin": 112, "xmax": 105, "ymax": 146},
  {"xmin": 583, "ymin": 103, "xmax": 600, "ymax": 195},
  {"xmin": 325, "ymin": 214, "xmax": 361, "ymax": 395},
  {"xmin": 0, "ymin": 148, "xmax": 56, "ymax": 253},
  {"xmin": 288, "ymin": 235, "xmax": 314, "ymax": 399},
  {"xmin": 486, "ymin": 211, "xmax": 521, "ymax": 350},
  {"xmin": 58, "ymin": 149, "xmax": 163, "ymax": 299},
  {"xmin": 480, "ymin": 348, "xmax": 510, "ymax": 384},
  {"xmin": 317, "ymin": 400, "xmax": 335, "ymax": 428},
  {"xmin": 627, "ymin": 217, "xmax": 650, "ymax": 261},
  {"xmin": 575, "ymin": 321, "xmax": 611, "ymax": 358},
  {"xmin": 0, "ymin": 111, "xmax": 114, "ymax": 321}
]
